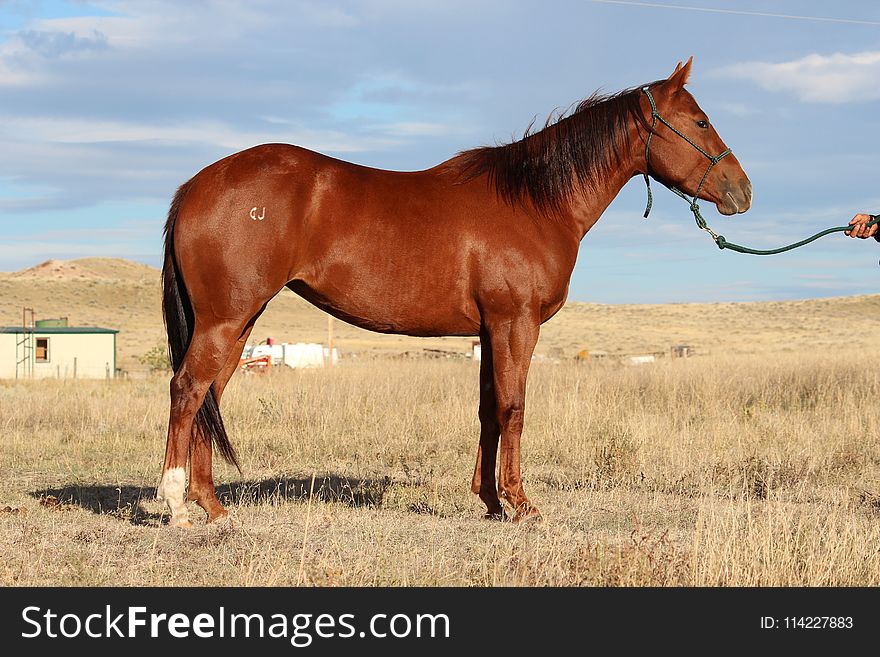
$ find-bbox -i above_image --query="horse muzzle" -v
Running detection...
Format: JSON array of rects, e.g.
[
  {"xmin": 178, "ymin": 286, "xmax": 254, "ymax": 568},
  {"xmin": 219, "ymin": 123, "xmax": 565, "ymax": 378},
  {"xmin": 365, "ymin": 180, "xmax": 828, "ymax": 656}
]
[{"xmin": 716, "ymin": 178, "xmax": 752, "ymax": 216}]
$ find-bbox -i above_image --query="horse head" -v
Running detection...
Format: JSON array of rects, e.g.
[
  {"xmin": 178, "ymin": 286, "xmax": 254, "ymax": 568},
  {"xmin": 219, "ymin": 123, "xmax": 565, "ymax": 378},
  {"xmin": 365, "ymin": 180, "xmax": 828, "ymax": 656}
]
[{"xmin": 642, "ymin": 56, "xmax": 752, "ymax": 216}]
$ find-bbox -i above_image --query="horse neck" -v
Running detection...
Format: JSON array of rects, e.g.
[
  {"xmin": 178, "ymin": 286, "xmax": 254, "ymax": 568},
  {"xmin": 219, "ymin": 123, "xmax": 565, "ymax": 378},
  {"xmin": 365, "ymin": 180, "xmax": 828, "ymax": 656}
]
[
  {"xmin": 559, "ymin": 120, "xmax": 644, "ymax": 240},
  {"xmin": 561, "ymin": 161, "xmax": 641, "ymax": 239}
]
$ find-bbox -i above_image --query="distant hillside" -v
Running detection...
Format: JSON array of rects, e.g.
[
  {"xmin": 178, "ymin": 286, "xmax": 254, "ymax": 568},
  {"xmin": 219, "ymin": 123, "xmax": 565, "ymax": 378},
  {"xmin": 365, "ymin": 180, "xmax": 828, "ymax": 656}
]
[
  {"xmin": 2, "ymin": 257, "xmax": 880, "ymax": 371},
  {"xmin": 9, "ymin": 258, "xmax": 157, "ymax": 283}
]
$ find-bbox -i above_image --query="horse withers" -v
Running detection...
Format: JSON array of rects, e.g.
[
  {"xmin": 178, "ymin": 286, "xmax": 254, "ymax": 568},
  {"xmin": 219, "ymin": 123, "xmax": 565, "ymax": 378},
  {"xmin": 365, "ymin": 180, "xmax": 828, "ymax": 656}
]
[{"xmin": 157, "ymin": 57, "xmax": 751, "ymax": 526}]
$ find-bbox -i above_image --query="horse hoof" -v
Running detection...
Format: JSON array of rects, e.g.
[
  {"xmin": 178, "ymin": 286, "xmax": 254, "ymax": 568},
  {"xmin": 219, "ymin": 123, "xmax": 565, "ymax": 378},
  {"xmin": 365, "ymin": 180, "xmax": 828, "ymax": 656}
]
[
  {"xmin": 207, "ymin": 509, "xmax": 232, "ymax": 526},
  {"xmin": 483, "ymin": 510, "xmax": 504, "ymax": 521},
  {"xmin": 513, "ymin": 506, "xmax": 542, "ymax": 523},
  {"xmin": 169, "ymin": 517, "xmax": 193, "ymax": 528}
]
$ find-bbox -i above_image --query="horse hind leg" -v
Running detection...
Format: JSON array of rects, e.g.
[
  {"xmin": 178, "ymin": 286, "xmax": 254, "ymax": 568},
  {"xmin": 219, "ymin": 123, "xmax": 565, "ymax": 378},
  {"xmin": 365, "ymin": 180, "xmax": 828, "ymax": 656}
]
[
  {"xmin": 158, "ymin": 318, "xmax": 248, "ymax": 527},
  {"xmin": 187, "ymin": 321, "xmax": 259, "ymax": 523},
  {"xmin": 471, "ymin": 327, "xmax": 503, "ymax": 519}
]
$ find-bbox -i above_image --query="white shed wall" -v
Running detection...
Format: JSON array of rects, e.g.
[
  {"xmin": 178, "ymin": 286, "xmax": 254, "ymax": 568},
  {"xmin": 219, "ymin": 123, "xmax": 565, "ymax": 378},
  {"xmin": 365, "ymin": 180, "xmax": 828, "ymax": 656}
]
[{"xmin": 0, "ymin": 332, "xmax": 115, "ymax": 379}]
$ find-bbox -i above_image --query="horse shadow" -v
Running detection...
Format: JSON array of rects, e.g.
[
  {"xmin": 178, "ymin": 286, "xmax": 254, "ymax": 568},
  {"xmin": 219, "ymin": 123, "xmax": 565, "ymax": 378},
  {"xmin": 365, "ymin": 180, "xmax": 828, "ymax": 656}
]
[{"xmin": 29, "ymin": 474, "xmax": 395, "ymax": 527}]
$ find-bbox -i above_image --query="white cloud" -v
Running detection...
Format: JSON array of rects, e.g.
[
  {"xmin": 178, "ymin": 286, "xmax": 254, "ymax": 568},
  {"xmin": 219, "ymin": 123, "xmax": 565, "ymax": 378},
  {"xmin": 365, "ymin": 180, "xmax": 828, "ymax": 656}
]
[
  {"xmin": 0, "ymin": 115, "xmax": 401, "ymax": 152},
  {"xmin": 714, "ymin": 51, "xmax": 880, "ymax": 103},
  {"xmin": 717, "ymin": 102, "xmax": 758, "ymax": 117},
  {"xmin": 372, "ymin": 121, "xmax": 456, "ymax": 137}
]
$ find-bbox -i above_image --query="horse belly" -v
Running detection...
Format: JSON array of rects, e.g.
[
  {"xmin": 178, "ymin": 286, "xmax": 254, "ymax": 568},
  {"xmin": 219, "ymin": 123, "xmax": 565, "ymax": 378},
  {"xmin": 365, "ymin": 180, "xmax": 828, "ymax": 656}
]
[{"xmin": 289, "ymin": 269, "xmax": 480, "ymax": 338}]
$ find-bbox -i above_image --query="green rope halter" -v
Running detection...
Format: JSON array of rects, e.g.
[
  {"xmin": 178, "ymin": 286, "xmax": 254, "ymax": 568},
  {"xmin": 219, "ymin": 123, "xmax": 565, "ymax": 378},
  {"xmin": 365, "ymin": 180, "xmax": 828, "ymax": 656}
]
[
  {"xmin": 640, "ymin": 86, "xmax": 879, "ymax": 255},
  {"xmin": 642, "ymin": 86, "xmax": 731, "ymax": 223}
]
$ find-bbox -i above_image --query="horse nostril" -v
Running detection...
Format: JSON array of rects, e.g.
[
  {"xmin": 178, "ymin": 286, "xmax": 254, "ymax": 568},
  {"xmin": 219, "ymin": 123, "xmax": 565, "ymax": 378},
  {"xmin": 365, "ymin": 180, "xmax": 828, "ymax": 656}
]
[{"xmin": 725, "ymin": 191, "xmax": 740, "ymax": 212}]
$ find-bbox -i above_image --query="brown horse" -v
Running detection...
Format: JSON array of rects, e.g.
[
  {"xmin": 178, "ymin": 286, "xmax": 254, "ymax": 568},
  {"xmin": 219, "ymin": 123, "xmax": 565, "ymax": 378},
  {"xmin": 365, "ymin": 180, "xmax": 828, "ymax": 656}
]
[{"xmin": 157, "ymin": 57, "xmax": 751, "ymax": 527}]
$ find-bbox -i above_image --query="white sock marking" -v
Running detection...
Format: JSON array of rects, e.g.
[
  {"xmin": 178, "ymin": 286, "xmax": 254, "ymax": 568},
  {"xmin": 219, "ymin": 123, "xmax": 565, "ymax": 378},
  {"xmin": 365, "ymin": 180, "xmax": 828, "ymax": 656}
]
[{"xmin": 157, "ymin": 467, "xmax": 189, "ymax": 524}]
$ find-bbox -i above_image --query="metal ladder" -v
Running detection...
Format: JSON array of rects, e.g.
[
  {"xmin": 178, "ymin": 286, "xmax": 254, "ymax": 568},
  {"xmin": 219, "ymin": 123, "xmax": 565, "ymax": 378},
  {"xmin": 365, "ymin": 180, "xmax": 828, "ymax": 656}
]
[{"xmin": 15, "ymin": 307, "xmax": 35, "ymax": 379}]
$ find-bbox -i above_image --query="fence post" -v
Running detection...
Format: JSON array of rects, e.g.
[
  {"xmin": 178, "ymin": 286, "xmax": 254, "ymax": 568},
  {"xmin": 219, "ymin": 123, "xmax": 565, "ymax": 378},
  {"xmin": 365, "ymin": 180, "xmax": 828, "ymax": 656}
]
[{"xmin": 327, "ymin": 314, "xmax": 334, "ymax": 368}]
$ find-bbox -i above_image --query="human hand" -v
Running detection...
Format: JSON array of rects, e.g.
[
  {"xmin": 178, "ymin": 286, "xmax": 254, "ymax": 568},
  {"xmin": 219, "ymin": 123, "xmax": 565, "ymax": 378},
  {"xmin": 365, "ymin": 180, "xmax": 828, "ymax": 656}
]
[{"xmin": 845, "ymin": 213, "xmax": 878, "ymax": 238}]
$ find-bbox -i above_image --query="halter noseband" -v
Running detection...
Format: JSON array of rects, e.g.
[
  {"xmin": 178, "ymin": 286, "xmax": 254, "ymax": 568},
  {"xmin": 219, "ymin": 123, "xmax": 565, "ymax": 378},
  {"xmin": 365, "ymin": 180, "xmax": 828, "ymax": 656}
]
[{"xmin": 641, "ymin": 86, "xmax": 731, "ymax": 240}]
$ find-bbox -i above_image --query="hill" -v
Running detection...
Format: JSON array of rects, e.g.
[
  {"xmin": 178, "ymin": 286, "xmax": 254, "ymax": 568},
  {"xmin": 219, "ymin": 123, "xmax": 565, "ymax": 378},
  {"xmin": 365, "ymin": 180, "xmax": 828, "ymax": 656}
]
[
  {"xmin": 9, "ymin": 258, "xmax": 157, "ymax": 283},
  {"xmin": 2, "ymin": 257, "xmax": 880, "ymax": 371}
]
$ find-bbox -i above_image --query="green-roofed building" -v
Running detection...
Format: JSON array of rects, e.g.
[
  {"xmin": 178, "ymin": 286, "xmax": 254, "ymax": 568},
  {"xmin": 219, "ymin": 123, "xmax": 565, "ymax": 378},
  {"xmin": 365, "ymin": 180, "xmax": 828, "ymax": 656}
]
[{"xmin": 1, "ymin": 317, "xmax": 118, "ymax": 379}]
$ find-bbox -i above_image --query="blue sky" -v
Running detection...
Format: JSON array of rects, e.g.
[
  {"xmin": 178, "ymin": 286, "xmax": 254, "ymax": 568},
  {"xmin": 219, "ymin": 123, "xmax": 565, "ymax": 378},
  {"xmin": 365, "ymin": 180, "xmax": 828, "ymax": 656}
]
[{"xmin": 1, "ymin": 0, "xmax": 879, "ymax": 303}]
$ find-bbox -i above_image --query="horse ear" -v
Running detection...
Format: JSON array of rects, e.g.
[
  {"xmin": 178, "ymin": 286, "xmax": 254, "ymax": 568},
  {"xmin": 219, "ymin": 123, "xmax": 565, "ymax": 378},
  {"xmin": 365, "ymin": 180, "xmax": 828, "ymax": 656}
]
[
  {"xmin": 681, "ymin": 55, "xmax": 693, "ymax": 84},
  {"xmin": 667, "ymin": 56, "xmax": 693, "ymax": 90}
]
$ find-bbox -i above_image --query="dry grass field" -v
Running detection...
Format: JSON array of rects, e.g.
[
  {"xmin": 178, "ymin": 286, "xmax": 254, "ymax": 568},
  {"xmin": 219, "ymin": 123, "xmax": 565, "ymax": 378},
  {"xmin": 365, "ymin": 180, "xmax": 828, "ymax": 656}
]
[{"xmin": 1, "ymin": 258, "xmax": 880, "ymax": 586}]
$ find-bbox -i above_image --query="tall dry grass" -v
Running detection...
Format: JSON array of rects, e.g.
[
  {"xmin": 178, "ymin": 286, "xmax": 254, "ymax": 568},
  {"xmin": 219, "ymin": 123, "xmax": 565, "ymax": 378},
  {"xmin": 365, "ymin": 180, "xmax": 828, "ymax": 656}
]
[{"xmin": 1, "ymin": 351, "xmax": 879, "ymax": 586}]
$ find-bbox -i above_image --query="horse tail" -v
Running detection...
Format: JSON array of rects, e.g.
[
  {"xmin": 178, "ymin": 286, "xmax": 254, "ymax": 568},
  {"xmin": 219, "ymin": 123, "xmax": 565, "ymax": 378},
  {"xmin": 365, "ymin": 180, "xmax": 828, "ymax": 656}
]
[{"xmin": 162, "ymin": 181, "xmax": 240, "ymax": 470}]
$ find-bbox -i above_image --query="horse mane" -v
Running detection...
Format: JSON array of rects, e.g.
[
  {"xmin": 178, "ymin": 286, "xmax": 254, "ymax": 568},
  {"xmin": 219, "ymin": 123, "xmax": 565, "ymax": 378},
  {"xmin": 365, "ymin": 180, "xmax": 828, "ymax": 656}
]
[{"xmin": 453, "ymin": 83, "xmax": 655, "ymax": 215}]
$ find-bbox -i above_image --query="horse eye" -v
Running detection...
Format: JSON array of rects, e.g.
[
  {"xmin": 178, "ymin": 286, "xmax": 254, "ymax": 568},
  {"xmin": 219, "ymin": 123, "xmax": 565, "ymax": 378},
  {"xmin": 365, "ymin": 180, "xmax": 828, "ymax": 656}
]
[{"xmin": 696, "ymin": 119, "xmax": 709, "ymax": 129}]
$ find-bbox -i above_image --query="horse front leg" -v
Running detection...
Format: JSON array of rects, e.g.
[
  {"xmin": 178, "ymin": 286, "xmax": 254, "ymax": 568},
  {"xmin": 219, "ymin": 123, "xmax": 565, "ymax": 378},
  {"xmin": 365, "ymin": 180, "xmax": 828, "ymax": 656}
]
[{"xmin": 484, "ymin": 315, "xmax": 541, "ymax": 522}]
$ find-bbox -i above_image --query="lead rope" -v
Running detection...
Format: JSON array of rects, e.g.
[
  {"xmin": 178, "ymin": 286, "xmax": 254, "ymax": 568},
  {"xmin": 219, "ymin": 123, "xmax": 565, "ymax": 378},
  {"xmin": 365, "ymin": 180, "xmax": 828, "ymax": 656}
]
[{"xmin": 640, "ymin": 86, "xmax": 878, "ymax": 255}]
